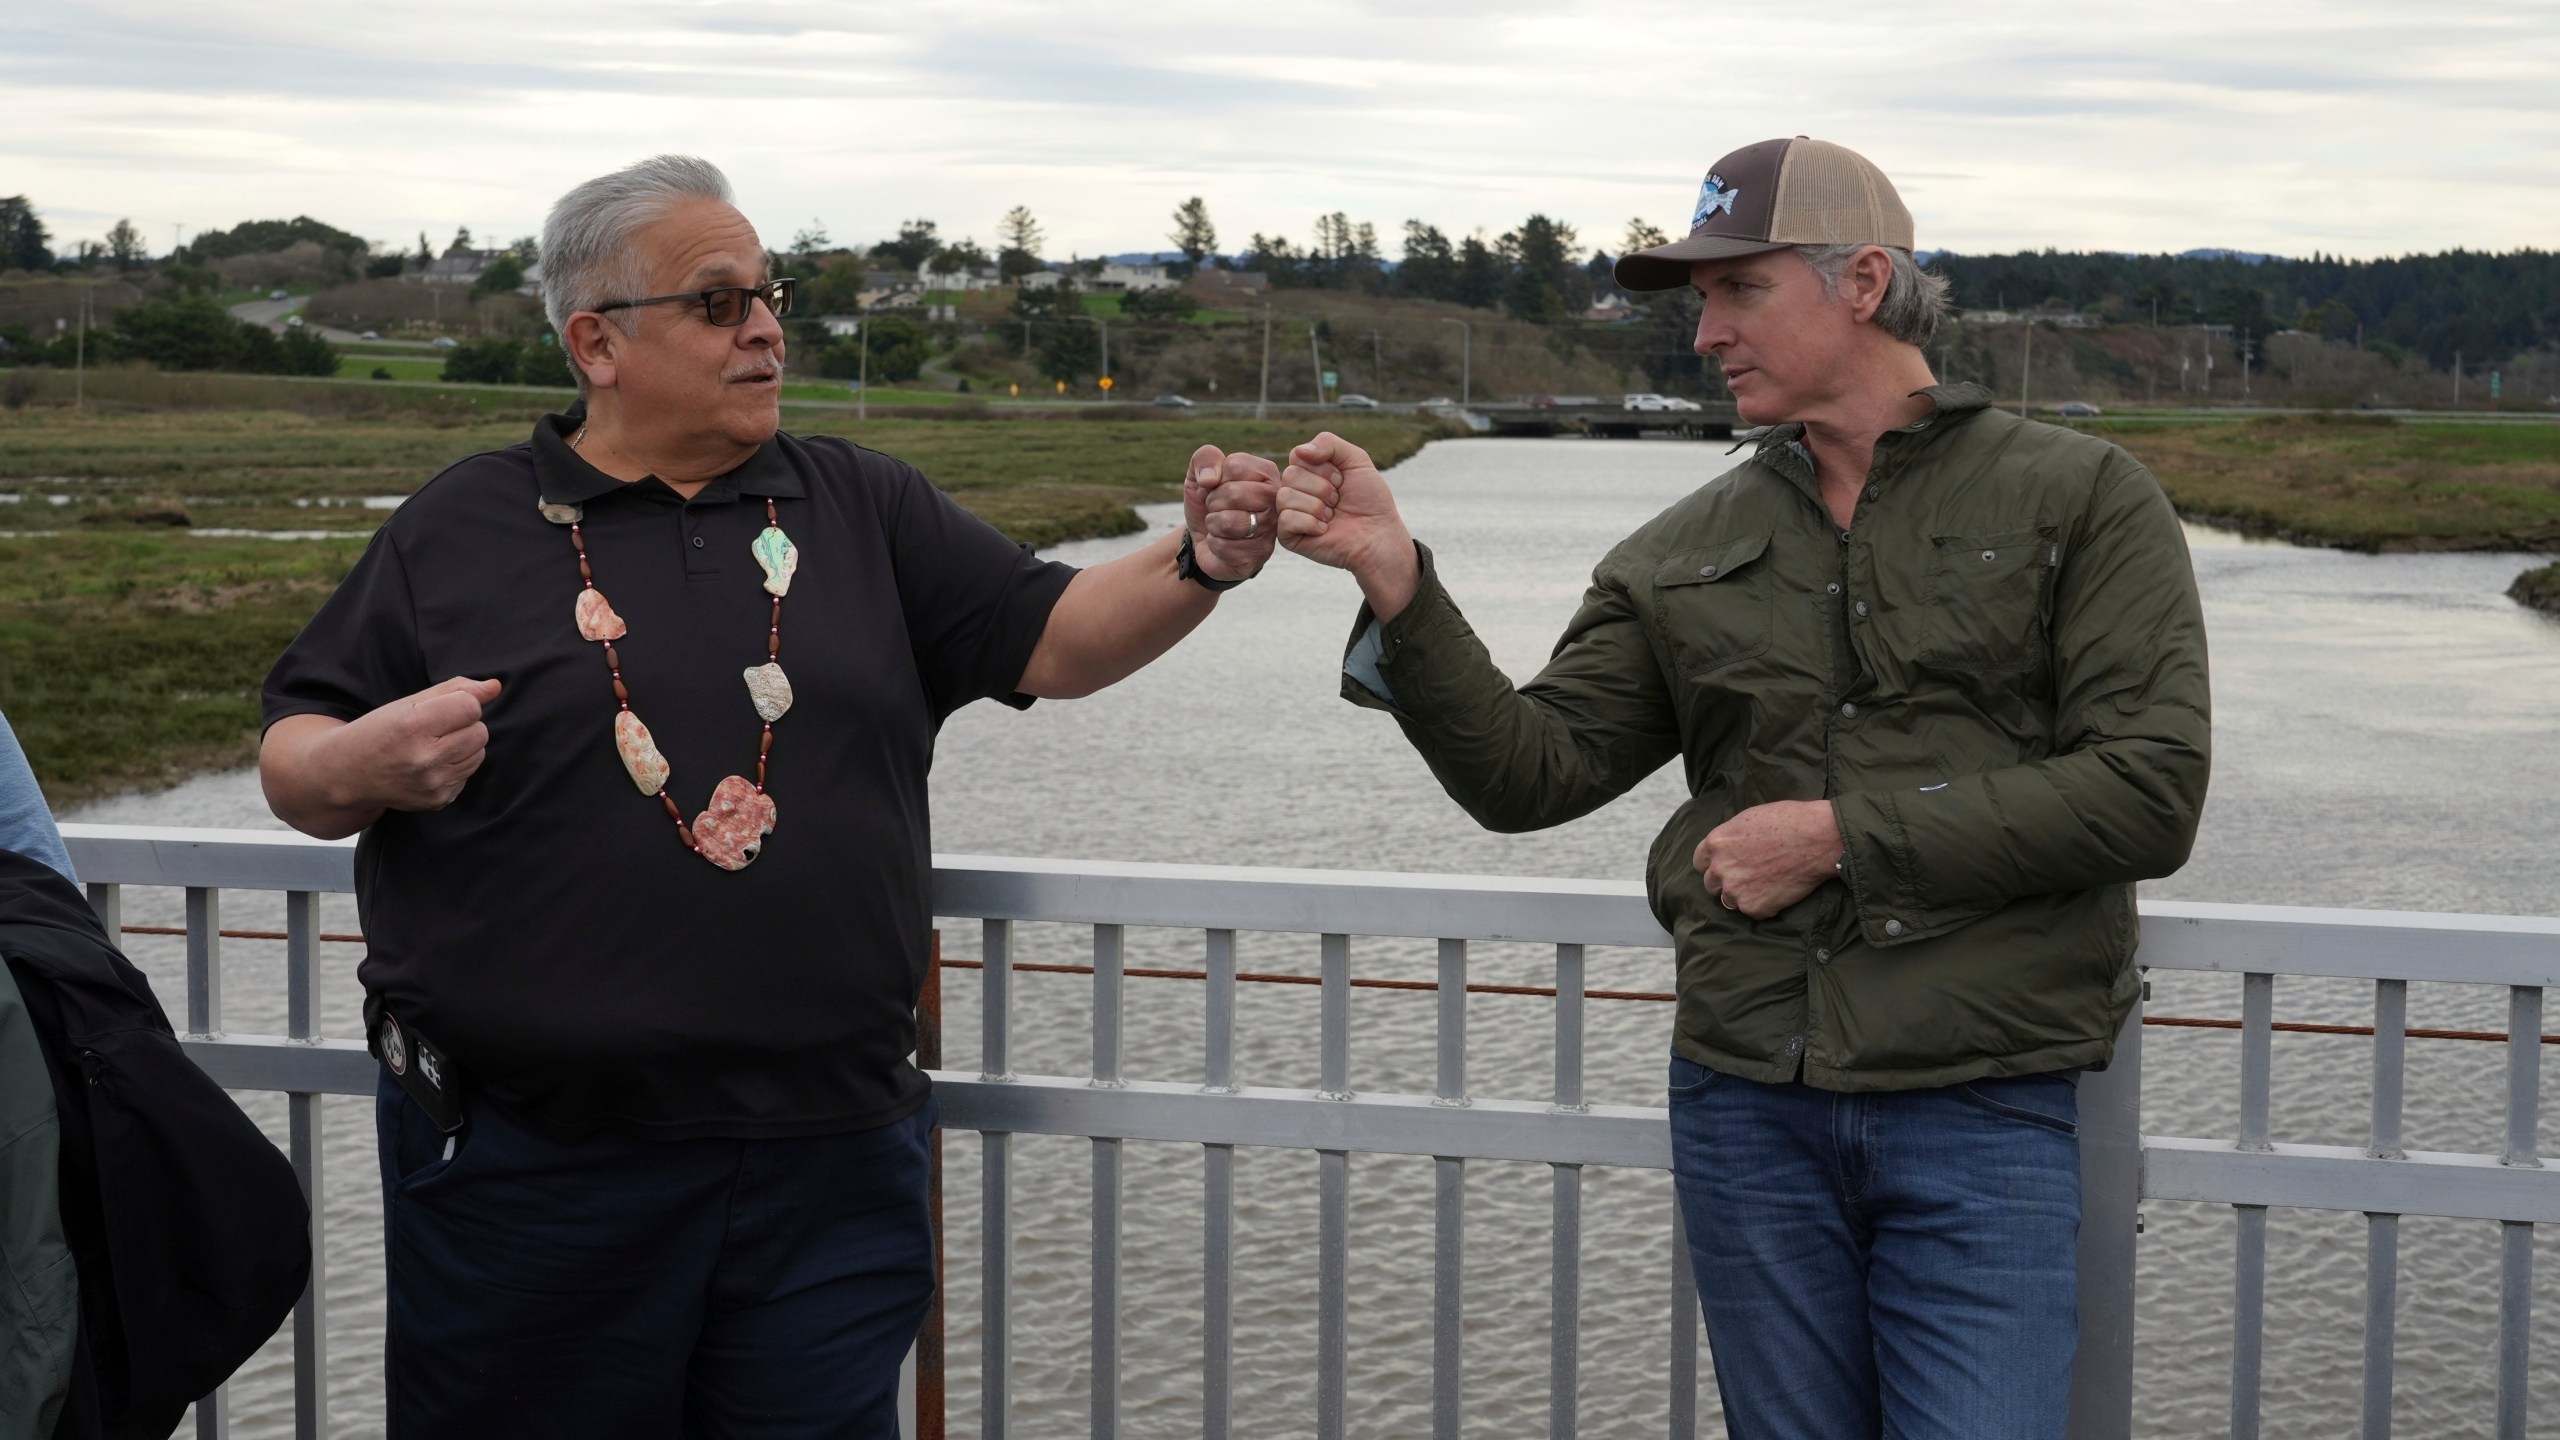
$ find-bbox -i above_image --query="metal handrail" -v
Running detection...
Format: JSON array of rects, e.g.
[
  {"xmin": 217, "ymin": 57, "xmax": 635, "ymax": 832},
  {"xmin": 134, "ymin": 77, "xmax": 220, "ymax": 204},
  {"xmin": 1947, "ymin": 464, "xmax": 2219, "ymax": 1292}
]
[{"xmin": 53, "ymin": 824, "xmax": 2560, "ymax": 1440}]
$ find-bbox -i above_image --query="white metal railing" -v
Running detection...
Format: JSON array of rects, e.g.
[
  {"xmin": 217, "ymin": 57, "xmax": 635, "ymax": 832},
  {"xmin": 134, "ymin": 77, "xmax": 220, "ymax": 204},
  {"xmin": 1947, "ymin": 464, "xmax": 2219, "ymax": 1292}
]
[{"xmin": 53, "ymin": 823, "xmax": 2560, "ymax": 1440}]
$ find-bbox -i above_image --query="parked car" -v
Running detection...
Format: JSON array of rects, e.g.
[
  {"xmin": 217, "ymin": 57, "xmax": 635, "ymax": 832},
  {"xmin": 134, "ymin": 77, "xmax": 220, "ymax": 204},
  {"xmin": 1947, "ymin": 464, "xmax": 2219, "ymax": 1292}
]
[
  {"xmin": 359, "ymin": 330, "xmax": 380, "ymax": 340},
  {"xmin": 431, "ymin": 336, "xmax": 458, "ymax": 349},
  {"xmin": 268, "ymin": 289, "xmax": 289, "ymax": 301},
  {"xmin": 1154, "ymin": 394, "xmax": 1196, "ymax": 408},
  {"xmin": 1623, "ymin": 393, "xmax": 1673, "ymax": 411},
  {"xmin": 2056, "ymin": 401, "xmax": 2103, "ymax": 418},
  {"xmin": 1336, "ymin": 393, "xmax": 1379, "ymax": 409}
]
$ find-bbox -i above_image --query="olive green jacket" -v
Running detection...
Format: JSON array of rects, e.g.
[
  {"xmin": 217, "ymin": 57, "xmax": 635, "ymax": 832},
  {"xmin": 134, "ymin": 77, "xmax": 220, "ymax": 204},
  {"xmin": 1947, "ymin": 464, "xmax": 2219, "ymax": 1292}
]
[{"xmin": 1344, "ymin": 383, "xmax": 2211, "ymax": 1090}]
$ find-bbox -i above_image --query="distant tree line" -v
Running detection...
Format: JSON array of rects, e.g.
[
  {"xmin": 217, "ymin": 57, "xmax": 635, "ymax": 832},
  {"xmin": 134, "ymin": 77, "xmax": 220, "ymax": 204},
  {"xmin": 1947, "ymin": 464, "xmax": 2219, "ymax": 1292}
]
[
  {"xmin": 0, "ymin": 297, "xmax": 337, "ymax": 376},
  {"xmin": 1928, "ymin": 249, "xmax": 2560, "ymax": 368}
]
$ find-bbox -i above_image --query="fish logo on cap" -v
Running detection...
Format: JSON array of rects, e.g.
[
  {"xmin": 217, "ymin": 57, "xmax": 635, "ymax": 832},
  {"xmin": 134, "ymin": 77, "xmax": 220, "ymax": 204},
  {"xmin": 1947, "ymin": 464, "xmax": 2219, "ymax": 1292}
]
[{"xmin": 1692, "ymin": 174, "xmax": 1740, "ymax": 230}]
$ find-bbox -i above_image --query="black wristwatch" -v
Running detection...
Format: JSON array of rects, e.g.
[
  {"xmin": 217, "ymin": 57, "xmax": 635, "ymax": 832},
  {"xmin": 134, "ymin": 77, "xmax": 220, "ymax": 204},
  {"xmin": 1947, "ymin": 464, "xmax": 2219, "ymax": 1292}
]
[{"xmin": 1176, "ymin": 530, "xmax": 1249, "ymax": 592}]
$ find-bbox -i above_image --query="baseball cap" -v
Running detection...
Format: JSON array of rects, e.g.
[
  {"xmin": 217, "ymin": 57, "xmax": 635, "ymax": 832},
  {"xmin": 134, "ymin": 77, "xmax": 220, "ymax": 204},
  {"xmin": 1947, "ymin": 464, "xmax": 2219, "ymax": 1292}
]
[{"xmin": 1615, "ymin": 137, "xmax": 1915, "ymax": 292}]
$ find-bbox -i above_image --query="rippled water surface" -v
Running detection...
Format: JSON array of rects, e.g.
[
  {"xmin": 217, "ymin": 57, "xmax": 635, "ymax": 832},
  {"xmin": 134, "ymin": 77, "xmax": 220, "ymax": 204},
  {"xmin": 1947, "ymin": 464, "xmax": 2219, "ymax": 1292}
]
[{"xmin": 71, "ymin": 435, "xmax": 2560, "ymax": 1437}]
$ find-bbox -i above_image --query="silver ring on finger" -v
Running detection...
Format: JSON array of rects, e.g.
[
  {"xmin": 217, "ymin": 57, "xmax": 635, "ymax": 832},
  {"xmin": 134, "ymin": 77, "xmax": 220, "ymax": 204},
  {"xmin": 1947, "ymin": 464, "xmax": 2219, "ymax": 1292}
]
[
  {"xmin": 1245, "ymin": 512, "xmax": 1259, "ymax": 538},
  {"xmin": 1720, "ymin": 895, "xmax": 1737, "ymax": 911}
]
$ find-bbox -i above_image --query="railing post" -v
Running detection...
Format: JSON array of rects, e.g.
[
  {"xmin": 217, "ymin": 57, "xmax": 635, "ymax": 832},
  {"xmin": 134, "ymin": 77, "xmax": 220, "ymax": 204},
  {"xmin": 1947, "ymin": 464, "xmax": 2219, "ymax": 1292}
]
[
  {"xmin": 1552, "ymin": 942, "xmax": 1586, "ymax": 1440},
  {"xmin": 2496, "ymin": 985, "xmax": 2542, "ymax": 1440},
  {"xmin": 84, "ymin": 880, "xmax": 119, "ymax": 940},
  {"xmin": 1090, "ymin": 925, "xmax": 1123, "ymax": 1440},
  {"xmin": 979, "ymin": 919, "xmax": 1014, "ymax": 1440},
  {"xmin": 185, "ymin": 885, "xmax": 222, "ymax": 1035},
  {"xmin": 1432, "ymin": 938, "xmax": 1466, "ymax": 1440},
  {"xmin": 1202, "ymin": 929, "xmax": 1237, "ymax": 1440},
  {"xmin": 285, "ymin": 890, "xmax": 327, "ymax": 1440},
  {"xmin": 1316, "ymin": 932, "xmax": 1350, "ymax": 1440},
  {"xmin": 916, "ymin": 932, "xmax": 945, "ymax": 1440},
  {"xmin": 2067, "ymin": 985, "xmax": 2142, "ymax": 1440}
]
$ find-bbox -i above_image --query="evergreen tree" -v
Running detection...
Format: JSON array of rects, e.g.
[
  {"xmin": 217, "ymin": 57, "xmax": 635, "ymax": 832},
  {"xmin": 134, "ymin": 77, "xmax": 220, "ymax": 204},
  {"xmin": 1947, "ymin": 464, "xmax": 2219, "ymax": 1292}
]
[
  {"xmin": 998, "ymin": 207, "xmax": 1044, "ymax": 280},
  {"xmin": 0, "ymin": 197, "xmax": 54, "ymax": 272},
  {"xmin": 1168, "ymin": 197, "xmax": 1217, "ymax": 274}
]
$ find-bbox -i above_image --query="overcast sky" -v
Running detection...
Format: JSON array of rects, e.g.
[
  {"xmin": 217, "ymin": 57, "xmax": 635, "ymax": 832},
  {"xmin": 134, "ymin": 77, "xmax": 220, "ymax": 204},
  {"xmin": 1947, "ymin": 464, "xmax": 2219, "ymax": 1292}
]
[{"xmin": 7, "ymin": 1, "xmax": 2556, "ymax": 264}]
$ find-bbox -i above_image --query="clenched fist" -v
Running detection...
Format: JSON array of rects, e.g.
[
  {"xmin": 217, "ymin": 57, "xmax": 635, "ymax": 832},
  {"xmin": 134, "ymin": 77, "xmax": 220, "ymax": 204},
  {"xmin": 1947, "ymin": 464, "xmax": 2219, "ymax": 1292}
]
[
  {"xmin": 1277, "ymin": 431, "xmax": 1421, "ymax": 620},
  {"xmin": 1182, "ymin": 443, "xmax": 1280, "ymax": 582},
  {"xmin": 261, "ymin": 675, "xmax": 501, "ymax": 839}
]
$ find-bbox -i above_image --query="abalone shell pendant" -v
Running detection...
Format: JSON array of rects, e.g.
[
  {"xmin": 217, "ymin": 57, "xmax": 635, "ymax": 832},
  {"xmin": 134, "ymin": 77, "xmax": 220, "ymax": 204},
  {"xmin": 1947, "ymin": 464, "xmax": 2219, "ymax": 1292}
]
[
  {"xmin": 752, "ymin": 525, "xmax": 799, "ymax": 597},
  {"xmin": 693, "ymin": 775, "xmax": 777, "ymax": 870},
  {"xmin": 575, "ymin": 588, "xmax": 626, "ymax": 642},
  {"xmin": 744, "ymin": 662, "xmax": 793, "ymax": 722},
  {"xmin": 614, "ymin": 710, "xmax": 670, "ymax": 795}
]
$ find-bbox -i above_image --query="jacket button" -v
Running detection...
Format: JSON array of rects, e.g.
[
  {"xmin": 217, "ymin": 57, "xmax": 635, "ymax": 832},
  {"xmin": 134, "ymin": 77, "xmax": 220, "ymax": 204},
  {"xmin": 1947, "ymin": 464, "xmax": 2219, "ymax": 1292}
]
[
  {"xmin": 1826, "ymin": 582, "xmax": 1841, "ymax": 595},
  {"xmin": 693, "ymin": 536, "xmax": 707, "ymax": 549},
  {"xmin": 1784, "ymin": 1034, "xmax": 1806, "ymax": 1054},
  {"xmin": 1981, "ymin": 549, "xmax": 1997, "ymax": 562},
  {"xmin": 1884, "ymin": 919, "xmax": 1906, "ymax": 937},
  {"xmin": 1814, "ymin": 948, "xmax": 1833, "ymax": 964},
  {"xmin": 1840, "ymin": 702, "xmax": 1859, "ymax": 718},
  {"xmin": 1699, "ymin": 564, "xmax": 1717, "ymax": 577},
  {"xmin": 1854, "ymin": 601, "xmax": 1870, "ymax": 618}
]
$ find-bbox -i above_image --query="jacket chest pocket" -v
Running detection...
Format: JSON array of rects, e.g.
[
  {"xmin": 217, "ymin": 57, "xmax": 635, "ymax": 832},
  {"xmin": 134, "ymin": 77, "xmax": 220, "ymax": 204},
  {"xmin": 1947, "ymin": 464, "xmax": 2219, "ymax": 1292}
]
[
  {"xmin": 1921, "ymin": 528, "xmax": 2056, "ymax": 672},
  {"xmin": 1652, "ymin": 533, "xmax": 1772, "ymax": 677}
]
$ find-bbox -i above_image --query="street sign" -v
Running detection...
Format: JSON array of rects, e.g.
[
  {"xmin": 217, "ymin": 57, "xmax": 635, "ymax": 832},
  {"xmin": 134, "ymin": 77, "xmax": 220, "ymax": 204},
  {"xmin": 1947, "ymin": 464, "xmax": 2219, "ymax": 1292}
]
[
  {"xmin": 1009, "ymin": 382, "xmax": 1020, "ymax": 397},
  {"xmin": 1322, "ymin": 370, "xmax": 1337, "ymax": 388},
  {"xmin": 1099, "ymin": 377, "xmax": 1114, "ymax": 392},
  {"xmin": 2492, "ymin": 371, "xmax": 2504, "ymax": 400}
]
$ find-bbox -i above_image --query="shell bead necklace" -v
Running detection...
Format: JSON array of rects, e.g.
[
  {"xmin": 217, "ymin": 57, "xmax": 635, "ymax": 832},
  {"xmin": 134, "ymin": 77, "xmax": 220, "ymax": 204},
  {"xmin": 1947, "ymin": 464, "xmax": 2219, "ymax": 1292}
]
[{"xmin": 548, "ymin": 428, "xmax": 799, "ymax": 870}]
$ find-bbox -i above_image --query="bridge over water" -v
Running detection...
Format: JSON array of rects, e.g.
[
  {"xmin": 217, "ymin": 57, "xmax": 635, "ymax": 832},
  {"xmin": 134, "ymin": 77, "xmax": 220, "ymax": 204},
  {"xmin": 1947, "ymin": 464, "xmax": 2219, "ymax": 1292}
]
[{"xmin": 1466, "ymin": 402, "xmax": 1739, "ymax": 440}]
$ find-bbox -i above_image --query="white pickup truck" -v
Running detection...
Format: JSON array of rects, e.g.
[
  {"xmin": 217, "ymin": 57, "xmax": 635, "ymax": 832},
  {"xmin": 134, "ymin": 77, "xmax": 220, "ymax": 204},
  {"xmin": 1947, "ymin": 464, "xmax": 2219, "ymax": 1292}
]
[{"xmin": 1623, "ymin": 393, "xmax": 1704, "ymax": 412}]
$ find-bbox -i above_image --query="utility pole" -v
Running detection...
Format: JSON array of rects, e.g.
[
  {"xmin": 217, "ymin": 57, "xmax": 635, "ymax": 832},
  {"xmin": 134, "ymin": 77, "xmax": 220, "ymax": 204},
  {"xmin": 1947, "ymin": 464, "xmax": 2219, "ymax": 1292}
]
[
  {"xmin": 1438, "ymin": 317, "xmax": 1471, "ymax": 405},
  {"xmin": 1363, "ymin": 329, "xmax": 1382, "ymax": 398},
  {"xmin": 1256, "ymin": 307, "xmax": 1272, "ymax": 421},
  {"xmin": 74, "ymin": 281, "xmax": 89, "ymax": 411},
  {"xmin": 1074, "ymin": 316, "xmax": 1110, "ymax": 401},
  {"xmin": 2018, "ymin": 320, "xmax": 2032, "ymax": 417},
  {"xmin": 1308, "ymin": 325, "xmax": 1325, "ymax": 405},
  {"xmin": 858, "ymin": 318, "xmax": 869, "ymax": 421},
  {"xmin": 2241, "ymin": 327, "xmax": 2251, "ymax": 400},
  {"xmin": 2454, "ymin": 350, "xmax": 2463, "ymax": 408}
]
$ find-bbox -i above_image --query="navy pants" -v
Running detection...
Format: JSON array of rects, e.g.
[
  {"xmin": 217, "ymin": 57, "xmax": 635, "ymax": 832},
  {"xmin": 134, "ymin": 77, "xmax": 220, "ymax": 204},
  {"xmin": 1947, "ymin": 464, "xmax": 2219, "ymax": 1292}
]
[
  {"xmin": 376, "ymin": 1072, "xmax": 936, "ymax": 1439},
  {"xmin": 1668, "ymin": 1055, "xmax": 2081, "ymax": 1440}
]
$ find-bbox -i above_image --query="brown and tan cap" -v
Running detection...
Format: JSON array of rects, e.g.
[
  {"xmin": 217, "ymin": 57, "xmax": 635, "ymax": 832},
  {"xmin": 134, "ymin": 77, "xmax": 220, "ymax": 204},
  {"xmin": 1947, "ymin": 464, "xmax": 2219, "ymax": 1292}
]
[{"xmin": 1615, "ymin": 137, "xmax": 1914, "ymax": 292}]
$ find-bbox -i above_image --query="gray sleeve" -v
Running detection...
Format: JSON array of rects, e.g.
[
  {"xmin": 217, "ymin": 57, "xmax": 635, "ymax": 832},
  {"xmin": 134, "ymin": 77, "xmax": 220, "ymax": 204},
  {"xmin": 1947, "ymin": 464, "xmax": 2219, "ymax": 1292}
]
[{"xmin": 0, "ymin": 712, "xmax": 75, "ymax": 886}]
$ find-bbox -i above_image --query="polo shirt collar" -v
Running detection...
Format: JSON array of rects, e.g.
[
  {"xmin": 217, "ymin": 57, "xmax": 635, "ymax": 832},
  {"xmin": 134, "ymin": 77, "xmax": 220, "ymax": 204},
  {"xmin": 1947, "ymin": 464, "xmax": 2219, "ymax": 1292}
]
[{"xmin": 531, "ymin": 409, "xmax": 806, "ymax": 507}]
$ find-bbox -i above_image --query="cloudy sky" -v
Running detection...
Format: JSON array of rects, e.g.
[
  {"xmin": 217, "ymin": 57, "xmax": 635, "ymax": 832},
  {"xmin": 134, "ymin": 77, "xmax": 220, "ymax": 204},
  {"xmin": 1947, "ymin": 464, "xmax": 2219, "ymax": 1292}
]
[{"xmin": 7, "ymin": 0, "xmax": 2556, "ymax": 264}]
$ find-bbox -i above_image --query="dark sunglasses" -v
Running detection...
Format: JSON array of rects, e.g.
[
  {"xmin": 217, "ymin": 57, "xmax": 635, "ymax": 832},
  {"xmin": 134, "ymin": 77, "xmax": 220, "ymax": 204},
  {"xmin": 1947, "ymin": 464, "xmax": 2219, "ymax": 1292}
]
[{"xmin": 595, "ymin": 277, "xmax": 796, "ymax": 327}]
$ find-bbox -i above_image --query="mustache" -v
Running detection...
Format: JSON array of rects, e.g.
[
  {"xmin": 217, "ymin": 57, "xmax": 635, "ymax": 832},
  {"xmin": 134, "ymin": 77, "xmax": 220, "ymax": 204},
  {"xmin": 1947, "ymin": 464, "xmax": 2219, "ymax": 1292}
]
[{"xmin": 726, "ymin": 353, "xmax": 784, "ymax": 382}]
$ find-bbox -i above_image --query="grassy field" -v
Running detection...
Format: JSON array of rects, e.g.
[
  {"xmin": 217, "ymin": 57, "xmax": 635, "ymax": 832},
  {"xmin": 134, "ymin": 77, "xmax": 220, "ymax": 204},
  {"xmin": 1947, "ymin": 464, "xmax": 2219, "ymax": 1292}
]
[
  {"xmin": 2096, "ymin": 413, "xmax": 2560, "ymax": 551},
  {"xmin": 0, "ymin": 371, "xmax": 1446, "ymax": 803}
]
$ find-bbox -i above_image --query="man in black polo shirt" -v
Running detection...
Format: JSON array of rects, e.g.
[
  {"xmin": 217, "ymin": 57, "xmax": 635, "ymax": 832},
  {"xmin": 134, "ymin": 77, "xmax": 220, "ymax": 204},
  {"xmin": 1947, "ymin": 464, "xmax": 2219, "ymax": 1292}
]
[{"xmin": 259, "ymin": 155, "xmax": 1278, "ymax": 1436}]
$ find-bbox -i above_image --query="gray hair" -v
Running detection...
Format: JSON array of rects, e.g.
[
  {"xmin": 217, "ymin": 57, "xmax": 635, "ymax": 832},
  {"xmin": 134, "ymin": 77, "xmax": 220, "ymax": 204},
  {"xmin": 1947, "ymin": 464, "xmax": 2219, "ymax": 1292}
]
[
  {"xmin": 1796, "ymin": 244, "xmax": 1951, "ymax": 348},
  {"xmin": 541, "ymin": 156, "xmax": 735, "ymax": 387}
]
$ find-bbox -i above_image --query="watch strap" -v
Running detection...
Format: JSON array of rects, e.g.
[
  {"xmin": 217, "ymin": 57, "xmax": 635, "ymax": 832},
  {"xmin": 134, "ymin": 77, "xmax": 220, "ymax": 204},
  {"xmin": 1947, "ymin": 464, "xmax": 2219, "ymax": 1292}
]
[{"xmin": 1177, "ymin": 530, "xmax": 1249, "ymax": 592}]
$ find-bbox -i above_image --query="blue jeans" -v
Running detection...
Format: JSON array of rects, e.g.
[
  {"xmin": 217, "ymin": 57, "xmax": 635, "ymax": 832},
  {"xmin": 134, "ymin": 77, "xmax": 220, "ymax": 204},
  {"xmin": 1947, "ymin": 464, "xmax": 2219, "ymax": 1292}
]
[
  {"xmin": 377, "ymin": 1073, "xmax": 937, "ymax": 1439},
  {"xmin": 1667, "ymin": 1054, "xmax": 2080, "ymax": 1440}
]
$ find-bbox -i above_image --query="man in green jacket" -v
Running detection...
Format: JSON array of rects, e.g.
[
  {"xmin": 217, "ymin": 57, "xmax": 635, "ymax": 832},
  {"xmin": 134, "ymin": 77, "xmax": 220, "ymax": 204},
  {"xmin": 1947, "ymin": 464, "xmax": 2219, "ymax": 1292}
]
[{"xmin": 1275, "ymin": 137, "xmax": 2210, "ymax": 1437}]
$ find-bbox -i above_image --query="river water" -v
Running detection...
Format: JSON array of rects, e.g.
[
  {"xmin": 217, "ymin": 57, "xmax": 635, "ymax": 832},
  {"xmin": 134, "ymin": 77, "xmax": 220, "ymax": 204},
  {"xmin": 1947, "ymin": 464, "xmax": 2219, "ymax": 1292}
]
[{"xmin": 70, "ymin": 436, "xmax": 2560, "ymax": 1437}]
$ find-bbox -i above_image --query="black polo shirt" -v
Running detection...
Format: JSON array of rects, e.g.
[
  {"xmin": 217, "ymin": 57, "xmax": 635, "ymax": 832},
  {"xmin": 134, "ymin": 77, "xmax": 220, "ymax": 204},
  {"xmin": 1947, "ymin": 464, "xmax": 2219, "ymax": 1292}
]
[{"xmin": 263, "ymin": 413, "xmax": 1076, "ymax": 1139}]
